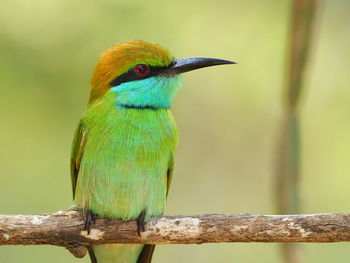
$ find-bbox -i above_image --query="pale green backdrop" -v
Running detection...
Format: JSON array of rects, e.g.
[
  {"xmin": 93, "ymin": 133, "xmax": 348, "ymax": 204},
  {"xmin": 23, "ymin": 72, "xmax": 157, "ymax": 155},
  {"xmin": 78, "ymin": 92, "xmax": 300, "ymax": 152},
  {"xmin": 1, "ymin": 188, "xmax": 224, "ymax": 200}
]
[{"xmin": 1, "ymin": 0, "xmax": 350, "ymax": 262}]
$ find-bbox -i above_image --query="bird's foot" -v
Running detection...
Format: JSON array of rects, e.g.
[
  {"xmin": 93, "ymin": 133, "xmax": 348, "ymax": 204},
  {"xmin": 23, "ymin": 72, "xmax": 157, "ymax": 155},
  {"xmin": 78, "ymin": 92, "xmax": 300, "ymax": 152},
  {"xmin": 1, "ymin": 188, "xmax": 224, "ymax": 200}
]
[
  {"xmin": 84, "ymin": 210, "xmax": 97, "ymax": 235},
  {"xmin": 136, "ymin": 210, "xmax": 146, "ymax": 237}
]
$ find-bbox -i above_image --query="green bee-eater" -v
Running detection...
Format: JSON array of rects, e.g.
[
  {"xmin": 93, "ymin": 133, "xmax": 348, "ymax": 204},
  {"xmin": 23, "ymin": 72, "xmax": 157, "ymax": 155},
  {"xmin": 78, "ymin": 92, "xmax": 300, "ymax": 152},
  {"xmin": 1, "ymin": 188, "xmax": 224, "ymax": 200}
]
[{"xmin": 70, "ymin": 40, "xmax": 235, "ymax": 263}]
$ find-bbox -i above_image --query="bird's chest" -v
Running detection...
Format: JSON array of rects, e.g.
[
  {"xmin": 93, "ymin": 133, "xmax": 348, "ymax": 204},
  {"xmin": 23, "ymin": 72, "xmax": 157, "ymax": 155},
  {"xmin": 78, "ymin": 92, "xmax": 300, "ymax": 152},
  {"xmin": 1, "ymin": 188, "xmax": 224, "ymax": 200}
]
[
  {"xmin": 76, "ymin": 109, "xmax": 178, "ymax": 219},
  {"xmin": 93, "ymin": 109, "xmax": 178, "ymax": 160}
]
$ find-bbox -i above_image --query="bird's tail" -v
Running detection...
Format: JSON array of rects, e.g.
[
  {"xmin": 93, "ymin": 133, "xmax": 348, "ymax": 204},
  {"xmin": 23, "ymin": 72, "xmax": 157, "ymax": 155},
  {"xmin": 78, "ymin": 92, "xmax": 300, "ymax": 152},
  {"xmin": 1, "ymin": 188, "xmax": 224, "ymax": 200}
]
[
  {"xmin": 89, "ymin": 244, "xmax": 155, "ymax": 263},
  {"xmin": 136, "ymin": 245, "xmax": 155, "ymax": 263},
  {"xmin": 88, "ymin": 246, "xmax": 97, "ymax": 263}
]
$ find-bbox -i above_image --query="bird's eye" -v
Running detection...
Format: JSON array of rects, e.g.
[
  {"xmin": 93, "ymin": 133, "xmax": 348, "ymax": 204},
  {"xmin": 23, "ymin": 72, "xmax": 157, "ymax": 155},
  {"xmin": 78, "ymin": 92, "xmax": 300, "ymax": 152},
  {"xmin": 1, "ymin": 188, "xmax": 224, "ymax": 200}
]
[{"xmin": 134, "ymin": 64, "xmax": 149, "ymax": 76}]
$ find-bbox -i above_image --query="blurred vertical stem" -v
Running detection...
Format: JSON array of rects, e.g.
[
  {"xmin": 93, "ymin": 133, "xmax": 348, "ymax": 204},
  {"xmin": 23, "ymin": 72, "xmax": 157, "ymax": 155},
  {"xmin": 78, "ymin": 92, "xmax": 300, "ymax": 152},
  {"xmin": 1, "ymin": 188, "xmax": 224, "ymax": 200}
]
[{"xmin": 275, "ymin": 0, "xmax": 320, "ymax": 262}]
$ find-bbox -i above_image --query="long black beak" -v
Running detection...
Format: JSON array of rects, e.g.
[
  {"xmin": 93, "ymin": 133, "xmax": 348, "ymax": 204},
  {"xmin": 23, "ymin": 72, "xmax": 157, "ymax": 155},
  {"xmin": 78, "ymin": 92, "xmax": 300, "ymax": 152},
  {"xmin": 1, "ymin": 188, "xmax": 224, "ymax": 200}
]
[{"xmin": 163, "ymin": 57, "xmax": 236, "ymax": 76}]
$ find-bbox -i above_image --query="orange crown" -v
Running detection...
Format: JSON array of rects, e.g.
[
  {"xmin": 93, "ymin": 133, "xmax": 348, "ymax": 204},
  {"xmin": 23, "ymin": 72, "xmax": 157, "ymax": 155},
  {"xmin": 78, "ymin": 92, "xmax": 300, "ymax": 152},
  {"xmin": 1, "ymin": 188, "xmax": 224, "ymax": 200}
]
[{"xmin": 89, "ymin": 40, "xmax": 174, "ymax": 103}]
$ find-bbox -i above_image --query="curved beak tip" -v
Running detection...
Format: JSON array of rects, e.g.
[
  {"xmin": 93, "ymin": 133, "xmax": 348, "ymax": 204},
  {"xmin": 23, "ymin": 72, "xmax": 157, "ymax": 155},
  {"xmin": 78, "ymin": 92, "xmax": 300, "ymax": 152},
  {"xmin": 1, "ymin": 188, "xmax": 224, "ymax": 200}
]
[{"xmin": 221, "ymin": 59, "xmax": 237, "ymax": 65}]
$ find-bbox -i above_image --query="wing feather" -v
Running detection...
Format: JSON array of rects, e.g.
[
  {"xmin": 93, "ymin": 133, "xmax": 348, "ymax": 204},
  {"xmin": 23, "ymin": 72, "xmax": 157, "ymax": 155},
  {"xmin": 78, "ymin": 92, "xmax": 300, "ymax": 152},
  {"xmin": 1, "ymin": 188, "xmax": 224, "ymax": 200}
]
[
  {"xmin": 70, "ymin": 120, "xmax": 88, "ymax": 199},
  {"xmin": 166, "ymin": 156, "xmax": 175, "ymax": 197}
]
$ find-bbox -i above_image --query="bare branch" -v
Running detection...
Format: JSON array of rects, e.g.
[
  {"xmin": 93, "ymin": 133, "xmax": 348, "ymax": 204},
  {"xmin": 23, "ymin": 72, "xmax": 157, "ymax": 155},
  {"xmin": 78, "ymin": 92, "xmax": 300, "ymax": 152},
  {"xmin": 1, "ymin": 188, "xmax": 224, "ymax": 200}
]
[{"xmin": 1, "ymin": 209, "xmax": 350, "ymax": 257}]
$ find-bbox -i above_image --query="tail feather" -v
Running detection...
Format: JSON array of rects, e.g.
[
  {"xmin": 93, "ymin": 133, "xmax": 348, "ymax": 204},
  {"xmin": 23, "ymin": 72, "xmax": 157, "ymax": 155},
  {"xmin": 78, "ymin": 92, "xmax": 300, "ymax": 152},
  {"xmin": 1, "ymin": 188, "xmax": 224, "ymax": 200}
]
[
  {"xmin": 91, "ymin": 244, "xmax": 145, "ymax": 263},
  {"xmin": 88, "ymin": 246, "xmax": 97, "ymax": 263},
  {"xmin": 137, "ymin": 245, "xmax": 155, "ymax": 263}
]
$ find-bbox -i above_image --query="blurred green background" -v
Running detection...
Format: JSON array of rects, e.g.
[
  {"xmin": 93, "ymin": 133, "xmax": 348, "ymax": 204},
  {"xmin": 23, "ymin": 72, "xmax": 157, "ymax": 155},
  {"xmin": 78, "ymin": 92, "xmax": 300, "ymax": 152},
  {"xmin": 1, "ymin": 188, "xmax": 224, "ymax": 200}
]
[{"xmin": 1, "ymin": 0, "xmax": 350, "ymax": 262}]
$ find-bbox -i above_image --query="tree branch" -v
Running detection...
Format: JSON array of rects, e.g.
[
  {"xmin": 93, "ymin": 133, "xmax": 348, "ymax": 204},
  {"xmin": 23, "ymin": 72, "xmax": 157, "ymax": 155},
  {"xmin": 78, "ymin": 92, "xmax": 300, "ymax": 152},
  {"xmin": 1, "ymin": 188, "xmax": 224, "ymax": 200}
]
[{"xmin": 1, "ymin": 209, "xmax": 350, "ymax": 258}]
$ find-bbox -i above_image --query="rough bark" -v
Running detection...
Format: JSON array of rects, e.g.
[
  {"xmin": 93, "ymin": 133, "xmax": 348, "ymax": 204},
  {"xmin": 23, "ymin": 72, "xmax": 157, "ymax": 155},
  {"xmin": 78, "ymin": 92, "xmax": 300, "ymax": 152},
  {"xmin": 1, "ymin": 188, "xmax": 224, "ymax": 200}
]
[{"xmin": 1, "ymin": 209, "xmax": 350, "ymax": 258}]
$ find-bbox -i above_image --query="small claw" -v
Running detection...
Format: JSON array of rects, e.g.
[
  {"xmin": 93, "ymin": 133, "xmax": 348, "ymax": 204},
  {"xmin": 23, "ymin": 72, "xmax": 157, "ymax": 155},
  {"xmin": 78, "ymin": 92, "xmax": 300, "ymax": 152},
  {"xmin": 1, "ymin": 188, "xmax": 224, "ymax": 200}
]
[
  {"xmin": 84, "ymin": 210, "xmax": 97, "ymax": 235},
  {"xmin": 136, "ymin": 210, "xmax": 146, "ymax": 237}
]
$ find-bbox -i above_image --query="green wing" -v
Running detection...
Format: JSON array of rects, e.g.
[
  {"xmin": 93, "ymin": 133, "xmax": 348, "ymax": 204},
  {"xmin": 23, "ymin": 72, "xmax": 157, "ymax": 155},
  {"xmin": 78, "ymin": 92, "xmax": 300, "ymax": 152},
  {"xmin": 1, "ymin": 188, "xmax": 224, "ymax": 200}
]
[
  {"xmin": 166, "ymin": 156, "xmax": 175, "ymax": 197},
  {"xmin": 71, "ymin": 121, "xmax": 97, "ymax": 263},
  {"xmin": 70, "ymin": 119, "xmax": 88, "ymax": 199}
]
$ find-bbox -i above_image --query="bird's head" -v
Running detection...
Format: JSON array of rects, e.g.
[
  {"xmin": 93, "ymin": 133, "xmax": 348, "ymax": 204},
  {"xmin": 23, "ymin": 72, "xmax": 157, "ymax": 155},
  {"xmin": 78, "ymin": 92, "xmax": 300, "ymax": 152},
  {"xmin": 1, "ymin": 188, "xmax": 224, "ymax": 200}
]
[{"xmin": 90, "ymin": 40, "xmax": 235, "ymax": 109}]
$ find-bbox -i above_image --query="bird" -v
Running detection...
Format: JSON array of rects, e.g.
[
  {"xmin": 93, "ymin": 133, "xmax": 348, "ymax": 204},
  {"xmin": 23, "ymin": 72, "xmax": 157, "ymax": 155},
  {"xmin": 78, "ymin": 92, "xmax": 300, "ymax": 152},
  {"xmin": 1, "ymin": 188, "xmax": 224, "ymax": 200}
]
[{"xmin": 70, "ymin": 40, "xmax": 235, "ymax": 263}]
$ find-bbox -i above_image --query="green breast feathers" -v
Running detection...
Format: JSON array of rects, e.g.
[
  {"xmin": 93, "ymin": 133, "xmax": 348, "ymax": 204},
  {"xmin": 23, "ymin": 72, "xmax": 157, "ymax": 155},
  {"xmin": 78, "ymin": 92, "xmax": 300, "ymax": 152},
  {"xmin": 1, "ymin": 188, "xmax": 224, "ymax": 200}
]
[{"xmin": 71, "ymin": 91, "xmax": 178, "ymax": 220}]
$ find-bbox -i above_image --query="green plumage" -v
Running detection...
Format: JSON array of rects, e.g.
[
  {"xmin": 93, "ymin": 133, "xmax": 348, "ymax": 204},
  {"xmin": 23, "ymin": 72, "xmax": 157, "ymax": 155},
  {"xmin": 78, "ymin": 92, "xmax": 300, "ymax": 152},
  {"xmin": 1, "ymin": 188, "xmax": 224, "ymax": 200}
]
[
  {"xmin": 71, "ymin": 90, "xmax": 178, "ymax": 263},
  {"xmin": 73, "ymin": 90, "xmax": 178, "ymax": 218},
  {"xmin": 70, "ymin": 40, "xmax": 234, "ymax": 263}
]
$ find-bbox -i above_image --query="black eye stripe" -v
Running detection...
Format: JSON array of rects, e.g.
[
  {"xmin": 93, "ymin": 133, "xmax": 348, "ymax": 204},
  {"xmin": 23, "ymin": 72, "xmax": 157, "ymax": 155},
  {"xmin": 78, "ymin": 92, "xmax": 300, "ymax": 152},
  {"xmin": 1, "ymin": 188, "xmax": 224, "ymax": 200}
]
[{"xmin": 109, "ymin": 66, "xmax": 166, "ymax": 87}]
